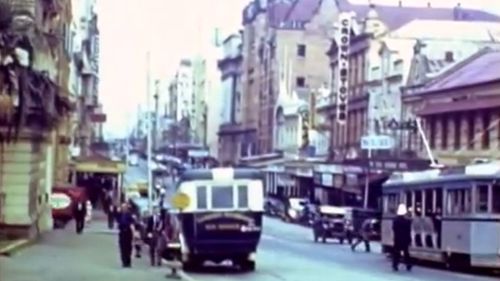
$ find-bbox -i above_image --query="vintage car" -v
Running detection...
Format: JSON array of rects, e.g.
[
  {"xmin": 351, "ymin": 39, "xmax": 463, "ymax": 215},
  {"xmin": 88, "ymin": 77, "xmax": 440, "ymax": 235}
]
[{"xmin": 52, "ymin": 185, "xmax": 87, "ymax": 228}]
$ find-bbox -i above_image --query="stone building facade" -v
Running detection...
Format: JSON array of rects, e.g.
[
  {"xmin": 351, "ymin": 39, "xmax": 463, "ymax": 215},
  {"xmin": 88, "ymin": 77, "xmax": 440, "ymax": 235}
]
[{"xmin": 0, "ymin": 0, "xmax": 75, "ymax": 238}]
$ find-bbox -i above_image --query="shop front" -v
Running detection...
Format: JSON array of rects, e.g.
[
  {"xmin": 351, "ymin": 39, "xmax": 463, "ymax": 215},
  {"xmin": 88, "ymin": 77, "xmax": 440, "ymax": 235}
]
[
  {"xmin": 313, "ymin": 164, "xmax": 362, "ymax": 206},
  {"xmin": 262, "ymin": 165, "xmax": 285, "ymax": 197},
  {"xmin": 285, "ymin": 162, "xmax": 315, "ymax": 201}
]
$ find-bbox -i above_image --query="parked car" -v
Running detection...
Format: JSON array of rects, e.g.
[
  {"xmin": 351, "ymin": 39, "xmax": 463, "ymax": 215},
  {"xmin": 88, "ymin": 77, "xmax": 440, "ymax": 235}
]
[
  {"xmin": 284, "ymin": 198, "xmax": 309, "ymax": 223},
  {"xmin": 264, "ymin": 197, "xmax": 285, "ymax": 217}
]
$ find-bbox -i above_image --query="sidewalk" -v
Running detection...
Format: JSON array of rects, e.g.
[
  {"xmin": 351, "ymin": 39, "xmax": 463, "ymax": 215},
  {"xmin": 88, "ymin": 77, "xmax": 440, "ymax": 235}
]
[{"xmin": 0, "ymin": 215, "xmax": 176, "ymax": 281}]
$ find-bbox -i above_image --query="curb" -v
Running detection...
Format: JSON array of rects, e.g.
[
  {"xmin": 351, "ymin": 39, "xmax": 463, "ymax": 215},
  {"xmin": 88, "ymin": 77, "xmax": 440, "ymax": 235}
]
[{"xmin": 0, "ymin": 239, "xmax": 34, "ymax": 257}]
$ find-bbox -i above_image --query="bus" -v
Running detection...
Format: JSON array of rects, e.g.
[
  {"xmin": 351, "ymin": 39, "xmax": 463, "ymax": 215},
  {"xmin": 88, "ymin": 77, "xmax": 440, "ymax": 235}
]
[
  {"xmin": 173, "ymin": 167, "xmax": 264, "ymax": 272},
  {"xmin": 381, "ymin": 162, "xmax": 500, "ymax": 269}
]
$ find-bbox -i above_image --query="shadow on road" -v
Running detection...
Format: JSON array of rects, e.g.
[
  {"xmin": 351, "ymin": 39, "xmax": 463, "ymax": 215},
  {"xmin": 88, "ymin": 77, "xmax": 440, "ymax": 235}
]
[{"xmin": 185, "ymin": 263, "xmax": 254, "ymax": 275}]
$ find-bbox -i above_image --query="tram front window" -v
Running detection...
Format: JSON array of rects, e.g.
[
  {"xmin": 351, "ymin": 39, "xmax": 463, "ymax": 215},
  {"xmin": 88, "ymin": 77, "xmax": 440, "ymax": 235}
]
[
  {"xmin": 237, "ymin": 185, "xmax": 249, "ymax": 208},
  {"xmin": 212, "ymin": 185, "xmax": 234, "ymax": 209}
]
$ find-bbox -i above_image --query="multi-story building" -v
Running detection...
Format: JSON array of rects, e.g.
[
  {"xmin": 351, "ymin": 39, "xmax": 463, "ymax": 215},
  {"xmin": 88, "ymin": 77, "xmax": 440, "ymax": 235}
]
[
  {"xmin": 403, "ymin": 48, "xmax": 500, "ymax": 166},
  {"xmin": 73, "ymin": 0, "xmax": 103, "ymax": 157},
  {"xmin": 192, "ymin": 57, "xmax": 208, "ymax": 145},
  {"xmin": 217, "ymin": 33, "xmax": 245, "ymax": 164},
  {"xmin": 241, "ymin": 0, "xmax": 338, "ymax": 157},
  {"xmin": 0, "ymin": 0, "xmax": 75, "ymax": 238},
  {"xmin": 171, "ymin": 60, "xmax": 194, "ymax": 122},
  {"xmin": 319, "ymin": 2, "xmax": 500, "ymax": 207}
]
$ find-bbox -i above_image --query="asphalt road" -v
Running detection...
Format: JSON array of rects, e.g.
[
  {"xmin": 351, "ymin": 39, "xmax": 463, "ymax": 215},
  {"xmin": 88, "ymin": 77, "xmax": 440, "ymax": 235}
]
[
  {"xmin": 1, "ymin": 164, "xmax": 498, "ymax": 281},
  {"xmin": 187, "ymin": 217, "xmax": 497, "ymax": 281}
]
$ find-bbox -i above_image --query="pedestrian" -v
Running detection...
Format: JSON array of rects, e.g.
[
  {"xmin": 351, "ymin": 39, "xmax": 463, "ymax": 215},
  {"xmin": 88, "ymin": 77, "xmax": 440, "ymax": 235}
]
[
  {"xmin": 85, "ymin": 200, "xmax": 92, "ymax": 225},
  {"xmin": 392, "ymin": 203, "xmax": 413, "ymax": 272},
  {"xmin": 73, "ymin": 200, "xmax": 87, "ymax": 234},
  {"xmin": 117, "ymin": 203, "xmax": 136, "ymax": 268},
  {"xmin": 108, "ymin": 203, "xmax": 117, "ymax": 229},
  {"xmin": 146, "ymin": 206, "xmax": 163, "ymax": 266},
  {"xmin": 132, "ymin": 213, "xmax": 143, "ymax": 258},
  {"xmin": 351, "ymin": 218, "xmax": 373, "ymax": 252}
]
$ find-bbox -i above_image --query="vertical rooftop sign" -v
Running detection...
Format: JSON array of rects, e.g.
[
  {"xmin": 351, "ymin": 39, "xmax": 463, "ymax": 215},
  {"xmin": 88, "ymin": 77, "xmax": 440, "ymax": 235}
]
[{"xmin": 336, "ymin": 12, "xmax": 352, "ymax": 125}]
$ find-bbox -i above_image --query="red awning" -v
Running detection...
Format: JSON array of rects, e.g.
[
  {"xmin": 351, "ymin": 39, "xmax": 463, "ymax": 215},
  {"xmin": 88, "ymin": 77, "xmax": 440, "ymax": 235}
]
[{"xmin": 418, "ymin": 97, "xmax": 500, "ymax": 116}]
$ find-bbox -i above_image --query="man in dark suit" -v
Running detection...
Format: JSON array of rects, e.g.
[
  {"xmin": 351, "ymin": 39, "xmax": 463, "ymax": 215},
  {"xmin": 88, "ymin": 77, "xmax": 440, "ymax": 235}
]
[
  {"xmin": 117, "ymin": 203, "xmax": 137, "ymax": 268},
  {"xmin": 146, "ymin": 206, "xmax": 163, "ymax": 266},
  {"xmin": 392, "ymin": 204, "xmax": 413, "ymax": 272},
  {"xmin": 73, "ymin": 201, "xmax": 87, "ymax": 234}
]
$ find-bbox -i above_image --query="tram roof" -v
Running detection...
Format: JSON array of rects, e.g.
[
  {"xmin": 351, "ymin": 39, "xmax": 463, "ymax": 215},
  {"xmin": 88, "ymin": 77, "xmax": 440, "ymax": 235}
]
[
  {"xmin": 383, "ymin": 161, "xmax": 500, "ymax": 188},
  {"xmin": 179, "ymin": 168, "xmax": 263, "ymax": 182}
]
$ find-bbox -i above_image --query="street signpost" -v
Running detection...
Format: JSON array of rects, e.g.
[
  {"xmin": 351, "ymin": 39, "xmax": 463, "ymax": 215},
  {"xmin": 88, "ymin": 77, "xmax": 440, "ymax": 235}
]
[
  {"xmin": 361, "ymin": 135, "xmax": 395, "ymax": 150},
  {"xmin": 361, "ymin": 135, "xmax": 394, "ymax": 208},
  {"xmin": 171, "ymin": 192, "xmax": 190, "ymax": 210}
]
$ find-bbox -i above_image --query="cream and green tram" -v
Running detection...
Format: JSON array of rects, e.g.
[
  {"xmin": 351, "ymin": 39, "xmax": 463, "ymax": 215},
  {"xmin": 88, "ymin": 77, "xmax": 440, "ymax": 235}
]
[{"xmin": 381, "ymin": 162, "xmax": 500, "ymax": 269}]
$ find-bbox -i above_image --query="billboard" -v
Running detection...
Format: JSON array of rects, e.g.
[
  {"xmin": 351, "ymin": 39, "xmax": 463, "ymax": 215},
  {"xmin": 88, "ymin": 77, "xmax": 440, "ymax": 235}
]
[{"xmin": 336, "ymin": 12, "xmax": 352, "ymax": 125}]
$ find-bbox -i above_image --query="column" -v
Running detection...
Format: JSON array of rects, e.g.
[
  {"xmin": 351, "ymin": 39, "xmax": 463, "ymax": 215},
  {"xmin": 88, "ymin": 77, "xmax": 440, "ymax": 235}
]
[{"xmin": 0, "ymin": 129, "xmax": 46, "ymax": 239}]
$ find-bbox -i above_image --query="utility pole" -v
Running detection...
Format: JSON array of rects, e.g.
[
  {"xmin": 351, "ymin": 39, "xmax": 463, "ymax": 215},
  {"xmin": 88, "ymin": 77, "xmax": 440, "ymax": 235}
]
[
  {"xmin": 203, "ymin": 102, "xmax": 208, "ymax": 148},
  {"xmin": 146, "ymin": 51, "xmax": 153, "ymax": 213},
  {"xmin": 153, "ymin": 79, "xmax": 160, "ymax": 152}
]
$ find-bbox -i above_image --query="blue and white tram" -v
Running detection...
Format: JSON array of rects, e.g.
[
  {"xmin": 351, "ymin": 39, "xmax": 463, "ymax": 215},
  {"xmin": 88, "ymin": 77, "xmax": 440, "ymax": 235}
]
[{"xmin": 381, "ymin": 162, "xmax": 500, "ymax": 269}]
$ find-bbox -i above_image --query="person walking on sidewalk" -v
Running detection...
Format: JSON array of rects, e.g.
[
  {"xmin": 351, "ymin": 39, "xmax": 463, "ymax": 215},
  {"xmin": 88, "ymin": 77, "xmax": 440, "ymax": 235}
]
[
  {"xmin": 351, "ymin": 218, "xmax": 373, "ymax": 252},
  {"xmin": 73, "ymin": 200, "xmax": 87, "ymax": 234},
  {"xmin": 146, "ymin": 206, "xmax": 163, "ymax": 266},
  {"xmin": 117, "ymin": 203, "xmax": 136, "ymax": 268},
  {"xmin": 392, "ymin": 203, "xmax": 413, "ymax": 272},
  {"xmin": 108, "ymin": 203, "xmax": 118, "ymax": 229}
]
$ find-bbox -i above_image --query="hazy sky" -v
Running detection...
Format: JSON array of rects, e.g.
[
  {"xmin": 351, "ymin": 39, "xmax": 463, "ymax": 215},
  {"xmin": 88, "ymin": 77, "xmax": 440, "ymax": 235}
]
[{"xmin": 97, "ymin": 0, "xmax": 500, "ymax": 138}]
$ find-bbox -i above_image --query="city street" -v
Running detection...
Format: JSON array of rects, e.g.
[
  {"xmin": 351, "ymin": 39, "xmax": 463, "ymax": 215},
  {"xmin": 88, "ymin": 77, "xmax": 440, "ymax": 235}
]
[{"xmin": 1, "ymin": 164, "xmax": 498, "ymax": 281}]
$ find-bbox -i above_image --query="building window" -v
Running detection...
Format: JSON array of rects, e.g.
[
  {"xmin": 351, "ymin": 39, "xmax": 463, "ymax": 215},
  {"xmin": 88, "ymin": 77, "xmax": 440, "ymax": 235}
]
[
  {"xmin": 429, "ymin": 117, "xmax": 436, "ymax": 149},
  {"xmin": 441, "ymin": 115, "xmax": 448, "ymax": 150},
  {"xmin": 467, "ymin": 113, "xmax": 475, "ymax": 149},
  {"xmin": 296, "ymin": 77, "xmax": 306, "ymax": 87},
  {"xmin": 297, "ymin": 44, "xmax": 306, "ymax": 57},
  {"xmin": 482, "ymin": 111, "xmax": 490, "ymax": 149},
  {"xmin": 453, "ymin": 114, "xmax": 461, "ymax": 150}
]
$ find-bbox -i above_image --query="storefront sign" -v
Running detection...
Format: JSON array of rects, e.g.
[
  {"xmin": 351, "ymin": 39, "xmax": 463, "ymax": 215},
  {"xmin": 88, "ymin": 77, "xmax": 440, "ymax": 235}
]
[
  {"xmin": 345, "ymin": 173, "xmax": 359, "ymax": 186},
  {"xmin": 375, "ymin": 118, "xmax": 417, "ymax": 132},
  {"xmin": 286, "ymin": 167, "xmax": 313, "ymax": 178},
  {"xmin": 321, "ymin": 174, "xmax": 333, "ymax": 186},
  {"xmin": 314, "ymin": 164, "xmax": 343, "ymax": 174},
  {"xmin": 277, "ymin": 174, "xmax": 294, "ymax": 186},
  {"xmin": 336, "ymin": 12, "xmax": 352, "ymax": 125},
  {"xmin": 361, "ymin": 135, "xmax": 395, "ymax": 150}
]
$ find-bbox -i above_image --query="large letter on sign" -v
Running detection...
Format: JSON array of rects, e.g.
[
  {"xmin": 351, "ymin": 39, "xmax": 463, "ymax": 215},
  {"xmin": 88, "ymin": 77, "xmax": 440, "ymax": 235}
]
[{"xmin": 336, "ymin": 12, "xmax": 352, "ymax": 125}]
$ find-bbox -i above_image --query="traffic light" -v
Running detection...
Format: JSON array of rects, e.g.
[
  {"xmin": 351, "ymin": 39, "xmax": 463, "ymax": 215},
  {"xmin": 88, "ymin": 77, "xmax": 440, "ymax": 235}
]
[{"xmin": 301, "ymin": 111, "xmax": 310, "ymax": 148}]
